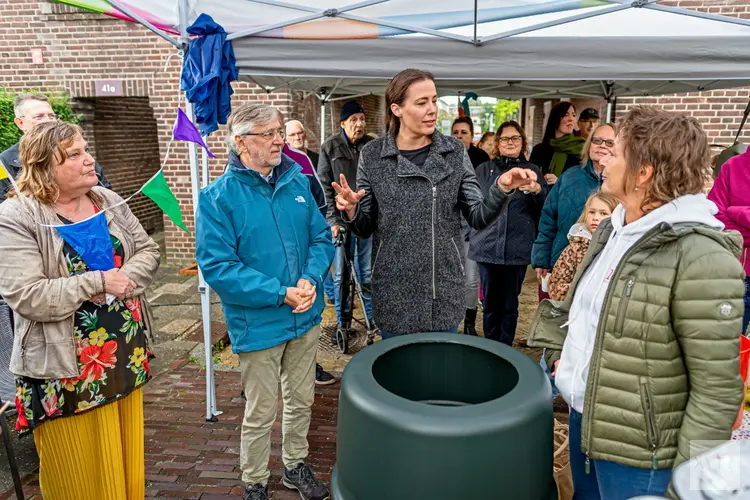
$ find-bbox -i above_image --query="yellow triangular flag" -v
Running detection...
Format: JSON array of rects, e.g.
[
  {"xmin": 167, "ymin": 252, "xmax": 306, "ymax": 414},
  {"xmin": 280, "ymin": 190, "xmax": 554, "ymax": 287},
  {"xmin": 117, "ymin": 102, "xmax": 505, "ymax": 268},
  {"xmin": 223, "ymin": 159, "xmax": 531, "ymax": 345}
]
[{"xmin": 0, "ymin": 162, "xmax": 7, "ymax": 181}]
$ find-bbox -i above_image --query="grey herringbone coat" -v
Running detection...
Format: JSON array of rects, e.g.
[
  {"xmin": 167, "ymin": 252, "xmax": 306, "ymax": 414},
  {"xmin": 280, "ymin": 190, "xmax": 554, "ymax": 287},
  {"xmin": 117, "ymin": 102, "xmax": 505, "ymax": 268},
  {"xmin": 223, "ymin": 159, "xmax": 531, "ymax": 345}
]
[{"xmin": 347, "ymin": 131, "xmax": 512, "ymax": 334}]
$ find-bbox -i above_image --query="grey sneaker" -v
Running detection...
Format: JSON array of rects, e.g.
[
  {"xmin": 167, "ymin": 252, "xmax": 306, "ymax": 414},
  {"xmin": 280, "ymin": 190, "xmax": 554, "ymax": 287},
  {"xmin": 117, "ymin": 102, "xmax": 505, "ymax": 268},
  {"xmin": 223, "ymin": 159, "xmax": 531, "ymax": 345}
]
[
  {"xmin": 244, "ymin": 483, "xmax": 268, "ymax": 500},
  {"xmin": 282, "ymin": 462, "xmax": 330, "ymax": 500}
]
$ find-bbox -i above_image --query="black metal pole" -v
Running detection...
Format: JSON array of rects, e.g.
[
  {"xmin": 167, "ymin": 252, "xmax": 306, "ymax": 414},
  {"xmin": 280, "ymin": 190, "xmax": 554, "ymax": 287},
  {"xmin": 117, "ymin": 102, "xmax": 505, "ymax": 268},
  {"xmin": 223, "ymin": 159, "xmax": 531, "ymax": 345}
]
[{"xmin": 474, "ymin": 0, "xmax": 478, "ymax": 44}]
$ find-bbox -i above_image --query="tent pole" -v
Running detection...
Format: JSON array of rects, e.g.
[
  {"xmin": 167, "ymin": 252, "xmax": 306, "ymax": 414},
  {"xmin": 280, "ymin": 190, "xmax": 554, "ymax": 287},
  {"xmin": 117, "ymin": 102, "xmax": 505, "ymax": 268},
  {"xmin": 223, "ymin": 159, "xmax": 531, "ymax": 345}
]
[
  {"xmin": 186, "ymin": 104, "xmax": 217, "ymax": 423},
  {"xmin": 179, "ymin": 0, "xmax": 217, "ymax": 423},
  {"xmin": 320, "ymin": 99, "xmax": 326, "ymax": 145},
  {"xmin": 606, "ymin": 100, "xmax": 614, "ymax": 122},
  {"xmin": 200, "ymin": 141, "xmax": 221, "ymax": 419},
  {"xmin": 473, "ymin": 0, "xmax": 478, "ymax": 45}
]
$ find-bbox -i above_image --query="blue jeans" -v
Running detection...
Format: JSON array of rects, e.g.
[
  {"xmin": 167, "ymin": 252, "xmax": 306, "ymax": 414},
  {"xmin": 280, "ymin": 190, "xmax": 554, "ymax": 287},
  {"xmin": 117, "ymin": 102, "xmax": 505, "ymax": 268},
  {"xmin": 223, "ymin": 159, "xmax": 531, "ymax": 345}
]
[
  {"xmin": 540, "ymin": 353, "xmax": 559, "ymax": 398},
  {"xmin": 379, "ymin": 327, "xmax": 459, "ymax": 340},
  {"xmin": 743, "ymin": 277, "xmax": 750, "ymax": 335},
  {"xmin": 460, "ymin": 236, "xmax": 480, "ymax": 310},
  {"xmin": 334, "ymin": 235, "xmax": 373, "ymax": 325},
  {"xmin": 569, "ymin": 409, "xmax": 672, "ymax": 500},
  {"xmin": 323, "ymin": 268, "xmax": 335, "ymax": 302}
]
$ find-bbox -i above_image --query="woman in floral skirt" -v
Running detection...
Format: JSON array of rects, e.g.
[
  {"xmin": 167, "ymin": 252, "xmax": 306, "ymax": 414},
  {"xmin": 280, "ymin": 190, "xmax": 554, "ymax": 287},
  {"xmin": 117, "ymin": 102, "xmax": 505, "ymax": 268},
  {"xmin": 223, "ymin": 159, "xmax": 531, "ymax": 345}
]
[{"xmin": 0, "ymin": 121, "xmax": 160, "ymax": 500}]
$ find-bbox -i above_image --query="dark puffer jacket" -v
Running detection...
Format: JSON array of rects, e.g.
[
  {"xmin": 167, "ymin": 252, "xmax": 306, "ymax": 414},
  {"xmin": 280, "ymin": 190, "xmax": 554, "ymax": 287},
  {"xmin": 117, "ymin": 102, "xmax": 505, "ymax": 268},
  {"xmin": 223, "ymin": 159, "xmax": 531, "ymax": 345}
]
[
  {"xmin": 346, "ymin": 131, "xmax": 512, "ymax": 334},
  {"xmin": 469, "ymin": 156, "xmax": 545, "ymax": 265}
]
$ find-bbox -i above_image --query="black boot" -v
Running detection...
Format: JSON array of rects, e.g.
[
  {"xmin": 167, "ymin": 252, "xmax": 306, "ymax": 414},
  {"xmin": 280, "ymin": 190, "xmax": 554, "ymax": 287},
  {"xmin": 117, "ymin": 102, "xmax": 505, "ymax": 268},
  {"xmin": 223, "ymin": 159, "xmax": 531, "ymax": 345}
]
[{"xmin": 463, "ymin": 308, "xmax": 478, "ymax": 336}]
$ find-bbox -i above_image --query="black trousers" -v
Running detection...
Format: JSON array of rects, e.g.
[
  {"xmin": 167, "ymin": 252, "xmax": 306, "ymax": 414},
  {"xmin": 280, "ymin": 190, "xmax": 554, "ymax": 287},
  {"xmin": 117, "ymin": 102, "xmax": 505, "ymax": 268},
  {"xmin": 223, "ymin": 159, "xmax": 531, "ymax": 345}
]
[{"xmin": 478, "ymin": 263, "xmax": 527, "ymax": 346}]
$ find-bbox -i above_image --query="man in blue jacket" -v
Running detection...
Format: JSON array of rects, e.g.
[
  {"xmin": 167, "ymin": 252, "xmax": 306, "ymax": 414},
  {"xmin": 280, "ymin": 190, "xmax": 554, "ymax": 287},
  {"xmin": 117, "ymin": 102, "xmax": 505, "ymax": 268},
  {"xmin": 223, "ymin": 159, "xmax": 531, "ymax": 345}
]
[{"xmin": 196, "ymin": 103, "xmax": 334, "ymax": 500}]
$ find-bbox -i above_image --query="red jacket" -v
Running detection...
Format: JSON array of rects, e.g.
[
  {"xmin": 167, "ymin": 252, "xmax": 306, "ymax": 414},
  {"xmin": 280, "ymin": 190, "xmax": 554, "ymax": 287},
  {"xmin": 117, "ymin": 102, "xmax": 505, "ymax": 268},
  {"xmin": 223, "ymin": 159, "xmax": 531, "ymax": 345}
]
[{"xmin": 708, "ymin": 150, "xmax": 750, "ymax": 275}]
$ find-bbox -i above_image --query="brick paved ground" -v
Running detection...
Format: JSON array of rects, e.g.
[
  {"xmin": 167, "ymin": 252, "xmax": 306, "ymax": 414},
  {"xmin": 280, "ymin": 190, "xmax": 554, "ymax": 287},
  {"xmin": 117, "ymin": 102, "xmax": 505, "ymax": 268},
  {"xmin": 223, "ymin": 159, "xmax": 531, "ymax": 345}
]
[{"xmin": 1, "ymin": 360, "xmax": 339, "ymax": 500}]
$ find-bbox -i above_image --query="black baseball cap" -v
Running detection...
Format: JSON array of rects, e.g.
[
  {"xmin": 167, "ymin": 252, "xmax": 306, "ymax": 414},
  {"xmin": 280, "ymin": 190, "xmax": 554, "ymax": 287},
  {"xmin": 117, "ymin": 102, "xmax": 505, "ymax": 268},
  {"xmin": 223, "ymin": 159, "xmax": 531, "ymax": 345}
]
[{"xmin": 579, "ymin": 108, "xmax": 600, "ymax": 121}]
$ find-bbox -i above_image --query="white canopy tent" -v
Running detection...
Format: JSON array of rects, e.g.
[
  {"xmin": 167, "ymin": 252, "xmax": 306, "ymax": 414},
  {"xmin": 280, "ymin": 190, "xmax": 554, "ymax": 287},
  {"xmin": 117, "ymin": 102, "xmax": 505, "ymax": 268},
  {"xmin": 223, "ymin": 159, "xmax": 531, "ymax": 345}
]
[{"xmin": 65, "ymin": 0, "xmax": 750, "ymax": 420}]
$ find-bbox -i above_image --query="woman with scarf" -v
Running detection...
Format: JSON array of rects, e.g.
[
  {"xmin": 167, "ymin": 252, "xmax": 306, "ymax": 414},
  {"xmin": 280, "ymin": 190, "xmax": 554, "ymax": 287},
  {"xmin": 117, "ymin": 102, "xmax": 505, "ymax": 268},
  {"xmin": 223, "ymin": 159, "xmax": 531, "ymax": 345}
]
[{"xmin": 530, "ymin": 102, "xmax": 585, "ymax": 186}]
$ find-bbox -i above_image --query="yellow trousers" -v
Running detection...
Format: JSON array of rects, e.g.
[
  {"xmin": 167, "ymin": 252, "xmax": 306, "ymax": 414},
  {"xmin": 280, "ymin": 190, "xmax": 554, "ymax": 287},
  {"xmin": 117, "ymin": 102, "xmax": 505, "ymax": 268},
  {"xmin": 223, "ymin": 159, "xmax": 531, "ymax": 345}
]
[{"xmin": 34, "ymin": 388, "xmax": 144, "ymax": 500}]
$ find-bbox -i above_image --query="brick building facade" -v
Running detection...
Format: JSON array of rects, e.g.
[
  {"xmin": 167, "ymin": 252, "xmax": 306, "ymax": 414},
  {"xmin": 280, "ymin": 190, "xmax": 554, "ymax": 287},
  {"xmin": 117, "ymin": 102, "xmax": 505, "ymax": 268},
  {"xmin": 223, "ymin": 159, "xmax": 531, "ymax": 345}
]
[{"xmin": 2, "ymin": 0, "xmax": 747, "ymax": 263}]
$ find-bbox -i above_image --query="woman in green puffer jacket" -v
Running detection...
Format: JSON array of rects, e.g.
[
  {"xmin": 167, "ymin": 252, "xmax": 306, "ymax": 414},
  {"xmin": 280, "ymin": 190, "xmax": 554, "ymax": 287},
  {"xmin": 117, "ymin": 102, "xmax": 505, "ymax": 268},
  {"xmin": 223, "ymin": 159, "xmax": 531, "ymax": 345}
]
[{"xmin": 528, "ymin": 106, "xmax": 745, "ymax": 500}]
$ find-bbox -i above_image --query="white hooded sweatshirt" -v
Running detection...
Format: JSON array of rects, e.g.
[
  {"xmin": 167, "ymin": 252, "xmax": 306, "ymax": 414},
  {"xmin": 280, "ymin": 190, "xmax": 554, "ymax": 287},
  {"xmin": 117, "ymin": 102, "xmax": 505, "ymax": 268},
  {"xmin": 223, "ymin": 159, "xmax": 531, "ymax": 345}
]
[{"xmin": 555, "ymin": 194, "xmax": 724, "ymax": 414}]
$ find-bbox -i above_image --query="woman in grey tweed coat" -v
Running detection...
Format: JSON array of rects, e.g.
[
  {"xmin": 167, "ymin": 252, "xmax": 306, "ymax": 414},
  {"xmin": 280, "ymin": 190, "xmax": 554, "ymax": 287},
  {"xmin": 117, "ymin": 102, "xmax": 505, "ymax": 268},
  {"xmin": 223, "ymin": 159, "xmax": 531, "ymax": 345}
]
[{"xmin": 332, "ymin": 69, "xmax": 540, "ymax": 338}]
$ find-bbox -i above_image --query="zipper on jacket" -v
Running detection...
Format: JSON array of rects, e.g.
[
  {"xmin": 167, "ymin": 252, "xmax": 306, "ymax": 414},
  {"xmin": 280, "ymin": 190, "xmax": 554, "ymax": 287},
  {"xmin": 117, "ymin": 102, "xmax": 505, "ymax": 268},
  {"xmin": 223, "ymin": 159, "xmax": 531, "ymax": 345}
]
[
  {"xmin": 371, "ymin": 242, "xmax": 383, "ymax": 280},
  {"xmin": 431, "ymin": 185, "xmax": 437, "ymax": 299},
  {"xmin": 639, "ymin": 377, "xmax": 659, "ymax": 469},
  {"xmin": 584, "ymin": 453, "xmax": 591, "ymax": 474},
  {"xmin": 451, "ymin": 238, "xmax": 464, "ymax": 275},
  {"xmin": 613, "ymin": 278, "xmax": 635, "ymax": 337},
  {"xmin": 580, "ymin": 224, "xmax": 665, "ymax": 459},
  {"xmin": 396, "ymin": 172, "xmax": 438, "ymax": 299}
]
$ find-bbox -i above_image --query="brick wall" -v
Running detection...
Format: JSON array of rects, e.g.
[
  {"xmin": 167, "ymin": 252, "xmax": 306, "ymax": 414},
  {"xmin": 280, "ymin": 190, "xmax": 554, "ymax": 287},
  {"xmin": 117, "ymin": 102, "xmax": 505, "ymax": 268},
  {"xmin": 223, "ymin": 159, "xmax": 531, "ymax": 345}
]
[
  {"xmin": 617, "ymin": 89, "xmax": 750, "ymax": 146},
  {"xmin": 297, "ymin": 94, "xmax": 386, "ymax": 153},
  {"xmin": 85, "ymin": 97, "xmax": 163, "ymax": 232}
]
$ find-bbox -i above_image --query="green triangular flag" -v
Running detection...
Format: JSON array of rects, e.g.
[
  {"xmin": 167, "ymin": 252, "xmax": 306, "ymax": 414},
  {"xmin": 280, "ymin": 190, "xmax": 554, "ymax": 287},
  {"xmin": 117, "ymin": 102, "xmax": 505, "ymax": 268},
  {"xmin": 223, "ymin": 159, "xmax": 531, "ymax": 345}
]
[{"xmin": 141, "ymin": 170, "xmax": 190, "ymax": 234}]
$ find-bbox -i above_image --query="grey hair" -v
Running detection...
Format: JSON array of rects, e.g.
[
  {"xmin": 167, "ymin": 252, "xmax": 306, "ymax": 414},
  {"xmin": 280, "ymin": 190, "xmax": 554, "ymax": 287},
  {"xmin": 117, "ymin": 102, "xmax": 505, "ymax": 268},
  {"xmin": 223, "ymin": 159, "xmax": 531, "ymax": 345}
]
[
  {"xmin": 226, "ymin": 103, "xmax": 284, "ymax": 154},
  {"xmin": 285, "ymin": 119, "xmax": 304, "ymax": 133},
  {"xmin": 14, "ymin": 93, "xmax": 50, "ymax": 118}
]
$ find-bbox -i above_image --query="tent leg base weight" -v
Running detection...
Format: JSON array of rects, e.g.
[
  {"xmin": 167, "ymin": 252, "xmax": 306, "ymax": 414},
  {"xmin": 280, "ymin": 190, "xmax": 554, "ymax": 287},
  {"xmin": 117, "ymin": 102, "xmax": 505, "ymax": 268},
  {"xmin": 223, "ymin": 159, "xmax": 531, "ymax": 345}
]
[{"xmin": 206, "ymin": 415, "xmax": 219, "ymax": 422}]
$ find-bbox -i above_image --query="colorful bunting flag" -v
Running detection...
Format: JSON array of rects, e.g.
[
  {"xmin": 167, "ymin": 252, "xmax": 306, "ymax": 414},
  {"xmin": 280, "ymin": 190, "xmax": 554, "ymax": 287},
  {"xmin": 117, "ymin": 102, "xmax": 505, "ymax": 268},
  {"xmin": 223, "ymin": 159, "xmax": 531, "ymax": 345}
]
[
  {"xmin": 54, "ymin": 212, "xmax": 114, "ymax": 271},
  {"xmin": 141, "ymin": 170, "xmax": 190, "ymax": 234},
  {"xmin": 174, "ymin": 108, "xmax": 216, "ymax": 158},
  {"xmin": 0, "ymin": 162, "xmax": 8, "ymax": 181}
]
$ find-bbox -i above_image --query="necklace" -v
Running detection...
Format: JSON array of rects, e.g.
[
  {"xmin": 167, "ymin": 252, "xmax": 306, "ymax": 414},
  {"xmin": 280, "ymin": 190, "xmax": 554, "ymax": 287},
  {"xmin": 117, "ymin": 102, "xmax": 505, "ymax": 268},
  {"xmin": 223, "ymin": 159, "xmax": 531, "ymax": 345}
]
[{"xmin": 55, "ymin": 196, "xmax": 82, "ymax": 220}]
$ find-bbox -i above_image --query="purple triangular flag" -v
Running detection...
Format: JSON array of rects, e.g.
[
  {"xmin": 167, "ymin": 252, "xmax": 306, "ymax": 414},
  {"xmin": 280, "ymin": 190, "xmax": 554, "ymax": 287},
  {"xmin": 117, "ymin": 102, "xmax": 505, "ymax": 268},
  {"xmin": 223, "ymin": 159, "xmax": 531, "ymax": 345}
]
[{"xmin": 173, "ymin": 108, "xmax": 216, "ymax": 158}]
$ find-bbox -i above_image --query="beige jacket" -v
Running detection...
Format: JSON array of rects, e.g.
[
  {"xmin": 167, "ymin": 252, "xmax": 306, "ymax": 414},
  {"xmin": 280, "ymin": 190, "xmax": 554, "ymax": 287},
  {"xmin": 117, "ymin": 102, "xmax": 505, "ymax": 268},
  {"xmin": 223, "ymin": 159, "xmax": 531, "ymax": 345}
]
[{"xmin": 0, "ymin": 187, "xmax": 160, "ymax": 379}]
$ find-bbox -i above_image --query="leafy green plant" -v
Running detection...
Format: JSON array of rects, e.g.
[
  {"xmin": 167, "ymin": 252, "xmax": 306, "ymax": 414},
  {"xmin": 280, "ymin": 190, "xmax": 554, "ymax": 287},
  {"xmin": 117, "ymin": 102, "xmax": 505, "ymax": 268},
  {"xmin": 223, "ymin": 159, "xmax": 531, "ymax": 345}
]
[
  {"xmin": 494, "ymin": 99, "xmax": 521, "ymax": 128},
  {"xmin": 0, "ymin": 88, "xmax": 80, "ymax": 152}
]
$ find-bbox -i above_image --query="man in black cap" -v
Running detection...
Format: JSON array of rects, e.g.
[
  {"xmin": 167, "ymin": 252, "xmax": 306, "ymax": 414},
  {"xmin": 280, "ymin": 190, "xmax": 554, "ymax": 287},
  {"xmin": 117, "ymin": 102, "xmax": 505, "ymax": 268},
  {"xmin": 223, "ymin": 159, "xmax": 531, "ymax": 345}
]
[
  {"xmin": 317, "ymin": 100, "xmax": 374, "ymax": 334},
  {"xmin": 575, "ymin": 108, "xmax": 600, "ymax": 140}
]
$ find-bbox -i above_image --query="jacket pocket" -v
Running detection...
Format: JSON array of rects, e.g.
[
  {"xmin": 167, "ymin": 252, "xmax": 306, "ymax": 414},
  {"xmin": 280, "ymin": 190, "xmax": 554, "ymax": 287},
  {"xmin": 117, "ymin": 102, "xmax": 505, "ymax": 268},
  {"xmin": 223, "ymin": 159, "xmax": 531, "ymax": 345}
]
[
  {"xmin": 639, "ymin": 377, "xmax": 660, "ymax": 466},
  {"xmin": 371, "ymin": 242, "xmax": 384, "ymax": 281},
  {"xmin": 451, "ymin": 238, "xmax": 465, "ymax": 276},
  {"xmin": 527, "ymin": 299, "xmax": 569, "ymax": 350},
  {"xmin": 614, "ymin": 277, "xmax": 635, "ymax": 338}
]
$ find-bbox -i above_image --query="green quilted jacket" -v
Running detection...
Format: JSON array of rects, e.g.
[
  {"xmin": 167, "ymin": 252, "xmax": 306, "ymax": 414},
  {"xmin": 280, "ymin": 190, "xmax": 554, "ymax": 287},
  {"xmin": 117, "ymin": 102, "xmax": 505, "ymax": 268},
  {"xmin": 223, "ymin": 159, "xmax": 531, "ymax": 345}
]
[{"xmin": 528, "ymin": 217, "xmax": 745, "ymax": 475}]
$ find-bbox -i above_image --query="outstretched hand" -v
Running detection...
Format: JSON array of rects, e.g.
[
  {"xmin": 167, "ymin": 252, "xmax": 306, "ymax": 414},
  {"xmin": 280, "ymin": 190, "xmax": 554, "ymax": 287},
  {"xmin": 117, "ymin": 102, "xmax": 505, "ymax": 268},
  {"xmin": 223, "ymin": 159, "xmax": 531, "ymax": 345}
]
[
  {"xmin": 331, "ymin": 174, "xmax": 365, "ymax": 219},
  {"xmin": 497, "ymin": 167, "xmax": 540, "ymax": 194}
]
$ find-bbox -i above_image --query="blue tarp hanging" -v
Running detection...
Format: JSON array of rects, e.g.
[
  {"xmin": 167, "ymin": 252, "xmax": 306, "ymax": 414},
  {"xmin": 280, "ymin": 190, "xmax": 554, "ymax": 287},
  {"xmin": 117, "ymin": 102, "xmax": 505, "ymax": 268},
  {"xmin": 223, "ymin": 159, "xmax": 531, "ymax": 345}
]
[{"xmin": 181, "ymin": 14, "xmax": 239, "ymax": 135}]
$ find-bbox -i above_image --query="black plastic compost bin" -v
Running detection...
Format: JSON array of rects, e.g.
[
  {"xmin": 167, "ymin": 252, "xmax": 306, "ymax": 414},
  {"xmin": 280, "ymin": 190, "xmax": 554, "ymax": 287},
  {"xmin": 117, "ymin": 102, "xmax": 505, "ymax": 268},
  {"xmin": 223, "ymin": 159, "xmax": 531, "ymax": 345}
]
[{"xmin": 331, "ymin": 332, "xmax": 556, "ymax": 500}]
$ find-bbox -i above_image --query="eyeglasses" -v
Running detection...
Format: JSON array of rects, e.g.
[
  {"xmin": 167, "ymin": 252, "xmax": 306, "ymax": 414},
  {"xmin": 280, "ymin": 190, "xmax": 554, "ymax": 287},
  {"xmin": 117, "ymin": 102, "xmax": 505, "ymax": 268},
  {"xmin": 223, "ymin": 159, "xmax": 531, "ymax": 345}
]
[
  {"xmin": 21, "ymin": 113, "xmax": 57, "ymax": 121},
  {"xmin": 287, "ymin": 131, "xmax": 304, "ymax": 138},
  {"xmin": 591, "ymin": 137, "xmax": 615, "ymax": 148},
  {"xmin": 498, "ymin": 136, "xmax": 522, "ymax": 144},
  {"xmin": 243, "ymin": 129, "xmax": 286, "ymax": 141}
]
